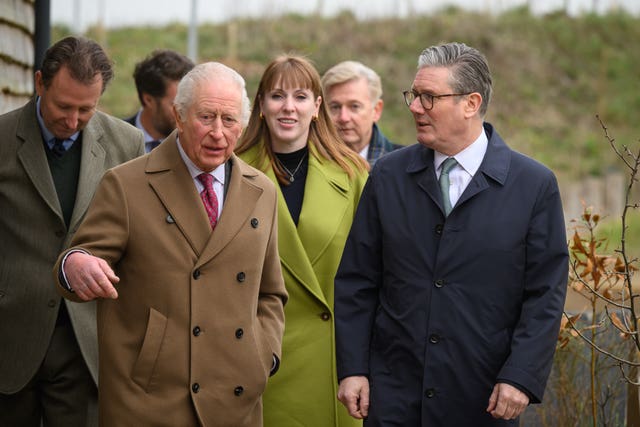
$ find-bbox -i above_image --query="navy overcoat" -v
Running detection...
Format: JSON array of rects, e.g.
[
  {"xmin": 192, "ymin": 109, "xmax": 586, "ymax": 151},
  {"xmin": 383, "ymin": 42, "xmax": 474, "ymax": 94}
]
[{"xmin": 335, "ymin": 123, "xmax": 568, "ymax": 426}]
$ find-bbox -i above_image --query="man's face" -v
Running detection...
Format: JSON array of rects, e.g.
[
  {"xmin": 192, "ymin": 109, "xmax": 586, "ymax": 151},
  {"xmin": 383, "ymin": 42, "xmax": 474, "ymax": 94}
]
[
  {"xmin": 35, "ymin": 66, "xmax": 103, "ymax": 139},
  {"xmin": 408, "ymin": 66, "xmax": 469, "ymax": 156},
  {"xmin": 146, "ymin": 80, "xmax": 179, "ymax": 138},
  {"xmin": 325, "ymin": 77, "xmax": 382, "ymax": 153},
  {"xmin": 175, "ymin": 79, "xmax": 243, "ymax": 172}
]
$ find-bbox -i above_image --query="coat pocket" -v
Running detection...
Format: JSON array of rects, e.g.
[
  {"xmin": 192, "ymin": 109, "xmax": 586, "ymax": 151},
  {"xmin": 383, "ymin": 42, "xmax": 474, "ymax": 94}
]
[{"xmin": 131, "ymin": 307, "xmax": 168, "ymax": 392}]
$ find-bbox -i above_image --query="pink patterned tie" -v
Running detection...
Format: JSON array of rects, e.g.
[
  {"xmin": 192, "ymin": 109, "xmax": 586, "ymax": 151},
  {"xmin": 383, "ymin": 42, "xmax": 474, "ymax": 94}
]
[{"xmin": 197, "ymin": 173, "xmax": 219, "ymax": 229}]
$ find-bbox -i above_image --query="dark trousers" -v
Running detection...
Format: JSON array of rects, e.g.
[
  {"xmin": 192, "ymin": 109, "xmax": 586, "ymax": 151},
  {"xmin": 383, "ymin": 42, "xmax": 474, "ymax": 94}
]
[{"xmin": 0, "ymin": 310, "xmax": 97, "ymax": 427}]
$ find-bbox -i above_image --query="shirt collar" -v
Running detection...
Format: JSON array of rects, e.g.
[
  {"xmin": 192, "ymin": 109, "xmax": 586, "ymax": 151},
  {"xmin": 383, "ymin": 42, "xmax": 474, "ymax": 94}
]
[
  {"xmin": 133, "ymin": 110, "xmax": 156, "ymax": 143},
  {"xmin": 176, "ymin": 136, "xmax": 226, "ymax": 185},
  {"xmin": 434, "ymin": 127, "xmax": 488, "ymax": 176}
]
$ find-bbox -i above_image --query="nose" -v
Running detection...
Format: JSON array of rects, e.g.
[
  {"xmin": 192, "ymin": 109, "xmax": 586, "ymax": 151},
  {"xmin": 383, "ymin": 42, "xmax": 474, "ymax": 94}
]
[
  {"xmin": 282, "ymin": 95, "xmax": 295, "ymax": 111},
  {"xmin": 337, "ymin": 106, "xmax": 350, "ymax": 123},
  {"xmin": 64, "ymin": 110, "xmax": 80, "ymax": 130},
  {"xmin": 408, "ymin": 97, "xmax": 424, "ymax": 114},
  {"xmin": 208, "ymin": 117, "xmax": 224, "ymax": 139}
]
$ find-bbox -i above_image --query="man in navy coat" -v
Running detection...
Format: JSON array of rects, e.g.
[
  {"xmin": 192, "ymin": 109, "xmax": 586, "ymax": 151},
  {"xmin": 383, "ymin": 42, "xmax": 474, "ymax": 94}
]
[{"xmin": 334, "ymin": 42, "xmax": 568, "ymax": 426}]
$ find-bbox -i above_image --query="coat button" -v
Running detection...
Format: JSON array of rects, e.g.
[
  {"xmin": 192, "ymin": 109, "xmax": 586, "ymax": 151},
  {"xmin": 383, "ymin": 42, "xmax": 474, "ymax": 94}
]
[
  {"xmin": 193, "ymin": 269, "xmax": 201, "ymax": 279},
  {"xmin": 193, "ymin": 326, "xmax": 201, "ymax": 336},
  {"xmin": 235, "ymin": 328, "xmax": 244, "ymax": 338},
  {"xmin": 434, "ymin": 279, "xmax": 444, "ymax": 288},
  {"xmin": 425, "ymin": 388, "xmax": 435, "ymax": 398},
  {"xmin": 48, "ymin": 299, "xmax": 57, "ymax": 307},
  {"xmin": 429, "ymin": 334, "xmax": 440, "ymax": 344},
  {"xmin": 250, "ymin": 218, "xmax": 259, "ymax": 228},
  {"xmin": 435, "ymin": 224, "xmax": 443, "ymax": 235},
  {"xmin": 234, "ymin": 386, "xmax": 244, "ymax": 396},
  {"xmin": 320, "ymin": 312, "xmax": 331, "ymax": 321},
  {"xmin": 192, "ymin": 383, "xmax": 200, "ymax": 393},
  {"xmin": 236, "ymin": 272, "xmax": 245, "ymax": 282}
]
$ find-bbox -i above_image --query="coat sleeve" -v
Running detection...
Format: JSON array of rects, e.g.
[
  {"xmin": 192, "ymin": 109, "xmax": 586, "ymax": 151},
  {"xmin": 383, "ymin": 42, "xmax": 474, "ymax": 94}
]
[
  {"xmin": 53, "ymin": 169, "xmax": 129, "ymax": 302},
  {"xmin": 497, "ymin": 171, "xmax": 569, "ymax": 402},
  {"xmin": 334, "ymin": 174, "xmax": 382, "ymax": 380}
]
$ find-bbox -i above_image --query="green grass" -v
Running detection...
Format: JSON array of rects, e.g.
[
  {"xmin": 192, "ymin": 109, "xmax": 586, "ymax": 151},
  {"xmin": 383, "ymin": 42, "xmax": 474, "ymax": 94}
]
[
  {"xmin": 594, "ymin": 211, "xmax": 640, "ymax": 258},
  {"xmin": 53, "ymin": 7, "xmax": 640, "ymax": 180}
]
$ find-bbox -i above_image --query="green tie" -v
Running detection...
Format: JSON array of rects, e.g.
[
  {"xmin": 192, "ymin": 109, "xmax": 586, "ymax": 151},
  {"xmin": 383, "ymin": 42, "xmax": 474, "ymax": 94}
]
[{"xmin": 439, "ymin": 157, "xmax": 458, "ymax": 216}]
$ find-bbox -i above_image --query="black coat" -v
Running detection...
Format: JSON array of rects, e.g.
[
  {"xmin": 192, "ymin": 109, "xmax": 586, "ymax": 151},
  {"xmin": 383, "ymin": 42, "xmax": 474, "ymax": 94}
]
[{"xmin": 335, "ymin": 123, "xmax": 568, "ymax": 426}]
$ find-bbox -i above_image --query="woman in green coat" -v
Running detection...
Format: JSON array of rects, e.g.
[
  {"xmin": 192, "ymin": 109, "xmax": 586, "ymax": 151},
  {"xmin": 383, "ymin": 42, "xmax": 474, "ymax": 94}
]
[{"xmin": 236, "ymin": 55, "xmax": 369, "ymax": 427}]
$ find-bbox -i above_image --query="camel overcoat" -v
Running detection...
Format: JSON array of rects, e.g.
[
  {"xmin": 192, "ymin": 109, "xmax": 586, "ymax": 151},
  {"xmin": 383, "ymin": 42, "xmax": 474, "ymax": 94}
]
[
  {"xmin": 54, "ymin": 134, "xmax": 287, "ymax": 427},
  {"xmin": 239, "ymin": 145, "xmax": 368, "ymax": 427},
  {"xmin": 0, "ymin": 97, "xmax": 144, "ymax": 393}
]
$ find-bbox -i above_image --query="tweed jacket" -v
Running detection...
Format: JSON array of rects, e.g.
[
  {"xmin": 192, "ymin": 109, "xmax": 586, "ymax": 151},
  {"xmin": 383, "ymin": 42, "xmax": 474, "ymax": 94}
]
[
  {"xmin": 54, "ymin": 133, "xmax": 287, "ymax": 427},
  {"xmin": 0, "ymin": 97, "xmax": 144, "ymax": 393}
]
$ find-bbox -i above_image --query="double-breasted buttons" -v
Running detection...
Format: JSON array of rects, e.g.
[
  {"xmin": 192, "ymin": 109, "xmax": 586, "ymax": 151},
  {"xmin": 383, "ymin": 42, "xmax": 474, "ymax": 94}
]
[
  {"xmin": 434, "ymin": 279, "xmax": 444, "ymax": 288},
  {"xmin": 235, "ymin": 328, "xmax": 244, "ymax": 339},
  {"xmin": 435, "ymin": 224, "xmax": 444, "ymax": 235},
  {"xmin": 234, "ymin": 386, "xmax": 244, "ymax": 396},
  {"xmin": 47, "ymin": 299, "xmax": 56, "ymax": 308},
  {"xmin": 236, "ymin": 272, "xmax": 245, "ymax": 282},
  {"xmin": 193, "ymin": 269, "xmax": 201, "ymax": 279},
  {"xmin": 425, "ymin": 388, "xmax": 435, "ymax": 398},
  {"xmin": 429, "ymin": 334, "xmax": 440, "ymax": 344},
  {"xmin": 320, "ymin": 312, "xmax": 331, "ymax": 321},
  {"xmin": 192, "ymin": 383, "xmax": 200, "ymax": 393},
  {"xmin": 250, "ymin": 218, "xmax": 259, "ymax": 228},
  {"xmin": 193, "ymin": 326, "xmax": 201, "ymax": 336}
]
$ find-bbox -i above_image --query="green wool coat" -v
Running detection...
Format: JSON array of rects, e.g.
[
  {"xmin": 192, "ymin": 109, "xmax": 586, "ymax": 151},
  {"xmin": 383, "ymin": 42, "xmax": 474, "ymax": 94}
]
[{"xmin": 239, "ymin": 144, "xmax": 368, "ymax": 427}]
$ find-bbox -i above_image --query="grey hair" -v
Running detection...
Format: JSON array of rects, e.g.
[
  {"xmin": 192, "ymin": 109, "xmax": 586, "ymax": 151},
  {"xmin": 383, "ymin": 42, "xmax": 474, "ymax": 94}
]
[
  {"xmin": 418, "ymin": 42, "xmax": 492, "ymax": 117},
  {"xmin": 321, "ymin": 60, "xmax": 383, "ymax": 106},
  {"xmin": 173, "ymin": 62, "xmax": 251, "ymax": 127}
]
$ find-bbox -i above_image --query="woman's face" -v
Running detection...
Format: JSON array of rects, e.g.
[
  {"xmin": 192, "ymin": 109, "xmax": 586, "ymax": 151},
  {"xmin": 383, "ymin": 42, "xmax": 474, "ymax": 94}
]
[{"xmin": 260, "ymin": 84, "xmax": 321, "ymax": 153}]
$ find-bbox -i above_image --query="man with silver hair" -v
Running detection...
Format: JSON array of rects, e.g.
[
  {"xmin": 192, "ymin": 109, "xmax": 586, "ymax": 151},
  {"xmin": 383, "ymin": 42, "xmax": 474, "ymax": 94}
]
[
  {"xmin": 335, "ymin": 42, "xmax": 567, "ymax": 426},
  {"xmin": 53, "ymin": 62, "xmax": 287, "ymax": 426},
  {"xmin": 322, "ymin": 60, "xmax": 402, "ymax": 166}
]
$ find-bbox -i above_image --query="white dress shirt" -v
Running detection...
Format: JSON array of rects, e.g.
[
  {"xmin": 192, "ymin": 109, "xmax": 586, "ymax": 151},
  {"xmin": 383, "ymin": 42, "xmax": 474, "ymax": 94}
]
[
  {"xmin": 434, "ymin": 128, "xmax": 488, "ymax": 209},
  {"xmin": 176, "ymin": 137, "xmax": 226, "ymax": 218}
]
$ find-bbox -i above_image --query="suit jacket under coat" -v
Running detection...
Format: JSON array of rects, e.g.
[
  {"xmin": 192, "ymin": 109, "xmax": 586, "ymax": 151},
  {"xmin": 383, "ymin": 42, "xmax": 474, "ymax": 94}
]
[
  {"xmin": 335, "ymin": 123, "xmax": 569, "ymax": 426},
  {"xmin": 0, "ymin": 97, "xmax": 144, "ymax": 393},
  {"xmin": 54, "ymin": 133, "xmax": 287, "ymax": 427},
  {"xmin": 238, "ymin": 144, "xmax": 368, "ymax": 427}
]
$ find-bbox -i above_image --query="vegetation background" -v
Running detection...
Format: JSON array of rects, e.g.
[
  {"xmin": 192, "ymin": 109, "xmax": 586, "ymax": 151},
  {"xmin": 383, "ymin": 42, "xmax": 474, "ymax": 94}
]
[
  {"xmin": 53, "ymin": 4, "xmax": 640, "ymax": 424},
  {"xmin": 54, "ymin": 5, "xmax": 639, "ymax": 178}
]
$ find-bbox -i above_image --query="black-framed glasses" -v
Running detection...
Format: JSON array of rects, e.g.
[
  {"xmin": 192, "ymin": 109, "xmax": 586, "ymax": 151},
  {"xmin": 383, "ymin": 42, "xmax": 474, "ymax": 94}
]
[{"xmin": 402, "ymin": 89, "xmax": 471, "ymax": 110}]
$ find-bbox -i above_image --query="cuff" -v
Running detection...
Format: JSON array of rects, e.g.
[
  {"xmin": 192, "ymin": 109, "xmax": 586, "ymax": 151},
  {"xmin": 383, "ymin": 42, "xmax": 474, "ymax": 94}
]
[{"xmin": 59, "ymin": 249, "xmax": 89, "ymax": 292}]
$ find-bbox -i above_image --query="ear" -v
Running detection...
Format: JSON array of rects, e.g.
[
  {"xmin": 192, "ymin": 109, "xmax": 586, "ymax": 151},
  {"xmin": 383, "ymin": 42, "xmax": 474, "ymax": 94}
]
[
  {"xmin": 464, "ymin": 93, "xmax": 483, "ymax": 118},
  {"xmin": 34, "ymin": 70, "xmax": 44, "ymax": 97},
  {"xmin": 372, "ymin": 99, "xmax": 383, "ymax": 123},
  {"xmin": 142, "ymin": 92, "xmax": 154, "ymax": 108},
  {"xmin": 315, "ymin": 95, "xmax": 322, "ymax": 116},
  {"xmin": 173, "ymin": 105, "xmax": 183, "ymax": 132}
]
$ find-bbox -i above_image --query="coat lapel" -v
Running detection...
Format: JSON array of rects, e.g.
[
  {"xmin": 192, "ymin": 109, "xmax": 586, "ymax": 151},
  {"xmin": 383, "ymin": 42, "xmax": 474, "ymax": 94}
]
[
  {"xmin": 455, "ymin": 123, "xmax": 511, "ymax": 210},
  {"xmin": 147, "ymin": 133, "xmax": 211, "ymax": 256},
  {"xmin": 69, "ymin": 117, "xmax": 107, "ymax": 231},
  {"xmin": 408, "ymin": 145, "xmax": 444, "ymax": 213},
  {"xmin": 296, "ymin": 153, "xmax": 351, "ymax": 265},
  {"xmin": 15, "ymin": 99, "xmax": 63, "ymax": 223},
  {"xmin": 197, "ymin": 155, "xmax": 264, "ymax": 266},
  {"xmin": 238, "ymin": 145, "xmax": 326, "ymax": 303}
]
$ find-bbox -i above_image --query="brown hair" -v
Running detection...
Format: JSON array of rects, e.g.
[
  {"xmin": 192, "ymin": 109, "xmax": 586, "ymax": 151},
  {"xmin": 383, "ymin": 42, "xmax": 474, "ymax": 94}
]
[
  {"xmin": 40, "ymin": 36, "xmax": 113, "ymax": 94},
  {"xmin": 236, "ymin": 54, "xmax": 368, "ymax": 184}
]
